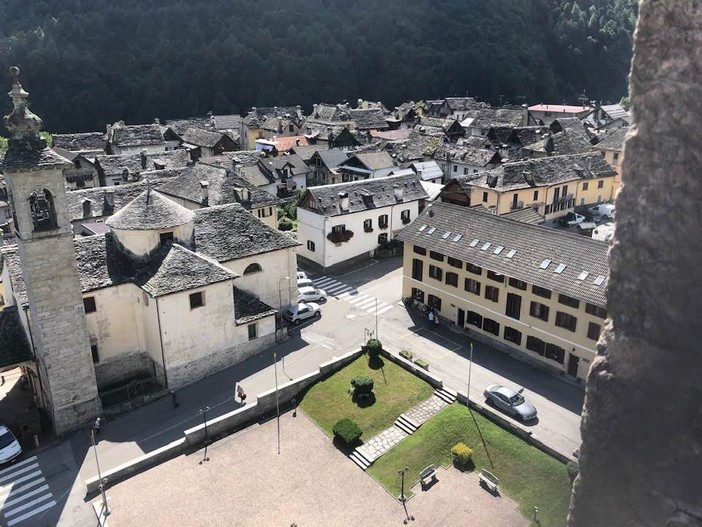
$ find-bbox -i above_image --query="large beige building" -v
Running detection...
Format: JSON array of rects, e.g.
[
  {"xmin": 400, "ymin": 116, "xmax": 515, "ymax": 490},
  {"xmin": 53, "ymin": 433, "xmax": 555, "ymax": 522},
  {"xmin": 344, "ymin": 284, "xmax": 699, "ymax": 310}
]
[
  {"xmin": 595, "ymin": 126, "xmax": 627, "ymax": 198},
  {"xmin": 397, "ymin": 202, "xmax": 609, "ymax": 382}
]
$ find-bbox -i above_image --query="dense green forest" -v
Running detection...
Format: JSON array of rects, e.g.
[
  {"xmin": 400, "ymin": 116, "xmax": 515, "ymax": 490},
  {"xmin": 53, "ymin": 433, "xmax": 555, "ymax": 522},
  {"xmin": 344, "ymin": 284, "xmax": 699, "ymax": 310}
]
[{"xmin": 0, "ymin": 0, "xmax": 637, "ymax": 134}]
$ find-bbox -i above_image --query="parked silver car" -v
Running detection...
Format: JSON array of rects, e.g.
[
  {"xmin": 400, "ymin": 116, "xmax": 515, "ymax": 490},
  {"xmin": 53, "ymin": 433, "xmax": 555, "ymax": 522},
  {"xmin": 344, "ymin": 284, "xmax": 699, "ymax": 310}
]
[
  {"xmin": 483, "ymin": 384, "xmax": 537, "ymax": 422},
  {"xmin": 283, "ymin": 302, "xmax": 321, "ymax": 325},
  {"xmin": 0, "ymin": 424, "xmax": 22, "ymax": 464},
  {"xmin": 298, "ymin": 286, "xmax": 327, "ymax": 303}
]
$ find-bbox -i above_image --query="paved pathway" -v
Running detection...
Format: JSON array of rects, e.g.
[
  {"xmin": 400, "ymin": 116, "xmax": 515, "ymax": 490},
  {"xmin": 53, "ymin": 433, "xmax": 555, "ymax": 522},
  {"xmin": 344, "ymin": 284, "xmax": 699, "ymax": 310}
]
[
  {"xmin": 403, "ymin": 395, "xmax": 449, "ymax": 427},
  {"xmin": 356, "ymin": 426, "xmax": 408, "ymax": 463}
]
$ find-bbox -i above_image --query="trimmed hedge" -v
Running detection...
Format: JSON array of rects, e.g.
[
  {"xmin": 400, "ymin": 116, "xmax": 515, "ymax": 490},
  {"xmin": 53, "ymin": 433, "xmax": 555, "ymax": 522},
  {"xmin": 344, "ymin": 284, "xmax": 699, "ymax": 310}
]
[
  {"xmin": 451, "ymin": 442, "xmax": 474, "ymax": 465},
  {"xmin": 333, "ymin": 418, "xmax": 362, "ymax": 446},
  {"xmin": 351, "ymin": 375, "xmax": 374, "ymax": 395},
  {"xmin": 364, "ymin": 339, "xmax": 383, "ymax": 358}
]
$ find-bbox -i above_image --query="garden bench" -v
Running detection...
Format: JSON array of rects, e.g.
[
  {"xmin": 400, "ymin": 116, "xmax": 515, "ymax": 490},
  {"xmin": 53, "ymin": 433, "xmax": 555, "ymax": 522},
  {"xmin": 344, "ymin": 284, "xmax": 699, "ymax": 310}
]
[
  {"xmin": 419, "ymin": 464, "xmax": 437, "ymax": 487},
  {"xmin": 478, "ymin": 469, "xmax": 499, "ymax": 493}
]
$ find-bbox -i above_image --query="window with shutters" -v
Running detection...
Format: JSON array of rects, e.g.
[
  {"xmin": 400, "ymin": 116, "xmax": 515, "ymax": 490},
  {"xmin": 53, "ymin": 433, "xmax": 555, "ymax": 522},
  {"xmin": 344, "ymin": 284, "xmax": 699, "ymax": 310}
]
[
  {"xmin": 466, "ymin": 263, "xmax": 482, "ymax": 275},
  {"xmin": 445, "ymin": 272, "xmax": 458, "ymax": 287},
  {"xmin": 532, "ymin": 285, "xmax": 552, "ymax": 299},
  {"xmin": 505, "ymin": 293, "xmax": 522, "ymax": 320},
  {"xmin": 587, "ymin": 322, "xmax": 601, "ymax": 340},
  {"xmin": 508, "ymin": 277, "xmax": 527, "ymax": 290},
  {"xmin": 504, "ymin": 327, "xmax": 522, "ymax": 345},
  {"xmin": 482, "ymin": 318, "xmax": 500, "ymax": 336},
  {"xmin": 530, "ymin": 301, "xmax": 550, "ymax": 322},
  {"xmin": 558, "ymin": 294, "xmax": 580, "ymax": 309},
  {"xmin": 555, "ymin": 311, "xmax": 577, "ymax": 332},
  {"xmin": 585, "ymin": 303, "xmax": 607, "ymax": 319},
  {"xmin": 464, "ymin": 278, "xmax": 481, "ymax": 295},
  {"xmin": 429, "ymin": 265, "xmax": 443, "ymax": 281},
  {"xmin": 485, "ymin": 286, "xmax": 499, "ymax": 303}
]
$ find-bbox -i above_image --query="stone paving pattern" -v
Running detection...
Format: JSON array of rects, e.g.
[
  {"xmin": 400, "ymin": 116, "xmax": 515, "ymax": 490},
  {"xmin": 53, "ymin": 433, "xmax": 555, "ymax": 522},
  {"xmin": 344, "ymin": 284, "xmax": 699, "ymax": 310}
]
[
  {"xmin": 106, "ymin": 410, "xmax": 528, "ymax": 526},
  {"xmin": 356, "ymin": 425, "xmax": 408, "ymax": 462},
  {"xmin": 403, "ymin": 395, "xmax": 449, "ymax": 426}
]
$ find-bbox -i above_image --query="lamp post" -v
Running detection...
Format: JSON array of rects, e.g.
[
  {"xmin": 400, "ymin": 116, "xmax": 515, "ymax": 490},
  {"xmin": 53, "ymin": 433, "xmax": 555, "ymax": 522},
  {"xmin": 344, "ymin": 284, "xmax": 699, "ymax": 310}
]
[
  {"xmin": 274, "ymin": 350, "xmax": 281, "ymax": 455},
  {"xmin": 277, "ymin": 276, "xmax": 290, "ymax": 342},
  {"xmin": 199, "ymin": 406, "xmax": 210, "ymax": 464},
  {"xmin": 90, "ymin": 429, "xmax": 109, "ymax": 518},
  {"xmin": 466, "ymin": 342, "xmax": 474, "ymax": 403},
  {"xmin": 398, "ymin": 466, "xmax": 414, "ymax": 524}
]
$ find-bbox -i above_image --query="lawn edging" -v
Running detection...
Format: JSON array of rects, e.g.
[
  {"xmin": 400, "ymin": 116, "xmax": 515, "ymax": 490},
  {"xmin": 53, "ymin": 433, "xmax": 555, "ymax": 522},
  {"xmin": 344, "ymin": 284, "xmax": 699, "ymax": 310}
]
[
  {"xmin": 85, "ymin": 347, "xmax": 364, "ymax": 497},
  {"xmin": 383, "ymin": 346, "xmax": 571, "ymax": 466}
]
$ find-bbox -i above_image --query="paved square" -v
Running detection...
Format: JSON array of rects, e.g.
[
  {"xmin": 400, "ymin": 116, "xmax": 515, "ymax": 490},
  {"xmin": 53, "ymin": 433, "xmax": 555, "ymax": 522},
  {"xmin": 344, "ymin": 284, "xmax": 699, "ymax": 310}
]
[
  {"xmin": 106, "ymin": 411, "xmax": 527, "ymax": 526},
  {"xmin": 400, "ymin": 328, "xmax": 462, "ymax": 360}
]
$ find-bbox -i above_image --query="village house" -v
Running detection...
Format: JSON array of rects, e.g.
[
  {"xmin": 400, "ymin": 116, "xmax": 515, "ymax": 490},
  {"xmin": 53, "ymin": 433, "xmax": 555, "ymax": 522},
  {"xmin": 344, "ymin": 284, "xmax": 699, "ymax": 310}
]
[
  {"xmin": 52, "ymin": 132, "xmax": 107, "ymax": 153},
  {"xmin": 106, "ymin": 121, "xmax": 181, "ymax": 154},
  {"xmin": 336, "ymin": 152, "xmax": 396, "ymax": 182},
  {"xmin": 408, "ymin": 161, "xmax": 444, "ymax": 184},
  {"xmin": 440, "ymin": 152, "xmax": 616, "ymax": 220},
  {"xmin": 384, "ymin": 130, "xmax": 443, "ymax": 166},
  {"xmin": 256, "ymin": 154, "xmax": 310, "ymax": 198},
  {"xmin": 397, "ymin": 202, "xmax": 608, "ymax": 382},
  {"xmin": 306, "ymin": 148, "xmax": 349, "ymax": 186},
  {"xmin": 94, "ymin": 149, "xmax": 190, "ymax": 186},
  {"xmin": 52, "ymin": 148, "xmax": 100, "ymax": 190},
  {"xmin": 521, "ymin": 128, "xmax": 596, "ymax": 159},
  {"xmin": 594, "ymin": 126, "xmax": 627, "ymax": 198},
  {"xmin": 297, "ymin": 173, "xmax": 428, "ymax": 272},
  {"xmin": 433, "ymin": 143, "xmax": 502, "ymax": 180},
  {"xmin": 460, "ymin": 106, "xmax": 530, "ymax": 137},
  {"xmin": 528, "ymin": 104, "xmax": 592, "ymax": 126},
  {"xmin": 179, "ymin": 127, "xmax": 239, "ymax": 160},
  {"xmin": 486, "ymin": 125, "xmax": 547, "ymax": 160},
  {"xmin": 417, "ymin": 117, "xmax": 465, "ymax": 142}
]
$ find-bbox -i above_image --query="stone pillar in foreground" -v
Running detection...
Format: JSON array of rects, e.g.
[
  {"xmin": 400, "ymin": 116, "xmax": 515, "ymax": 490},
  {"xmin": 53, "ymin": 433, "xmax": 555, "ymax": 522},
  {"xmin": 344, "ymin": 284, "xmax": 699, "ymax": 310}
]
[{"xmin": 568, "ymin": 2, "xmax": 702, "ymax": 526}]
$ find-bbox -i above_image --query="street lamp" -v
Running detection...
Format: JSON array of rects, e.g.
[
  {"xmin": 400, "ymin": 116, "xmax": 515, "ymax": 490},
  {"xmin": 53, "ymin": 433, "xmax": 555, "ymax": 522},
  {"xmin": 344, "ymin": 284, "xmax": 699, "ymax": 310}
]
[
  {"xmin": 277, "ymin": 276, "xmax": 290, "ymax": 342},
  {"xmin": 274, "ymin": 350, "xmax": 281, "ymax": 455},
  {"xmin": 90, "ymin": 429, "xmax": 109, "ymax": 518},
  {"xmin": 397, "ymin": 467, "xmax": 414, "ymax": 524},
  {"xmin": 199, "ymin": 406, "xmax": 210, "ymax": 464},
  {"xmin": 466, "ymin": 342, "xmax": 474, "ymax": 404}
]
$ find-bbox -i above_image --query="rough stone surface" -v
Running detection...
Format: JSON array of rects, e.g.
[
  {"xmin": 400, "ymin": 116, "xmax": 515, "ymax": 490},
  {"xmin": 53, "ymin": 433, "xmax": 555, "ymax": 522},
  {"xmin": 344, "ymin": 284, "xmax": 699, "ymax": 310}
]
[
  {"xmin": 403, "ymin": 395, "xmax": 448, "ymax": 426},
  {"xmin": 356, "ymin": 425, "xmax": 408, "ymax": 462},
  {"xmin": 568, "ymin": 2, "xmax": 702, "ymax": 526}
]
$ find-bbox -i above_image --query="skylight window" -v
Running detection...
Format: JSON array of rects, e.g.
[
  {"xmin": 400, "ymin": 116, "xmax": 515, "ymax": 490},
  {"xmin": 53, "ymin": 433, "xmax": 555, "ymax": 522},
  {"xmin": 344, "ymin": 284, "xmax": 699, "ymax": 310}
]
[
  {"xmin": 452, "ymin": 234, "xmax": 463, "ymax": 242},
  {"xmin": 577, "ymin": 271, "xmax": 589, "ymax": 281},
  {"xmin": 493, "ymin": 246, "xmax": 504, "ymax": 255},
  {"xmin": 540, "ymin": 259, "xmax": 551, "ymax": 269},
  {"xmin": 442, "ymin": 231, "xmax": 451, "ymax": 239},
  {"xmin": 481, "ymin": 242, "xmax": 491, "ymax": 251},
  {"xmin": 418, "ymin": 224, "xmax": 427, "ymax": 232},
  {"xmin": 554, "ymin": 263, "xmax": 566, "ymax": 274},
  {"xmin": 469, "ymin": 239, "xmax": 479, "ymax": 247},
  {"xmin": 594, "ymin": 275, "xmax": 606, "ymax": 286},
  {"xmin": 506, "ymin": 250, "xmax": 517, "ymax": 259},
  {"xmin": 427, "ymin": 227, "xmax": 436, "ymax": 235}
]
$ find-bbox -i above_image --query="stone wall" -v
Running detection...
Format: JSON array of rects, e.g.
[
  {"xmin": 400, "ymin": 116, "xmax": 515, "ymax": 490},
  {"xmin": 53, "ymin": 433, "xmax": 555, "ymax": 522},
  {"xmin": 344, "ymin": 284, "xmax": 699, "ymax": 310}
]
[
  {"xmin": 94, "ymin": 351, "xmax": 155, "ymax": 390},
  {"xmin": 568, "ymin": 2, "xmax": 702, "ymax": 525}
]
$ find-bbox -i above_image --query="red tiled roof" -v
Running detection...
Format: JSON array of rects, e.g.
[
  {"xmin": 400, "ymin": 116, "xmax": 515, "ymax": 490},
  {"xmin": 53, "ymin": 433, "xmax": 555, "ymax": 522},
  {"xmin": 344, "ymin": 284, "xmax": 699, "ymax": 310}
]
[
  {"xmin": 528, "ymin": 104, "xmax": 590, "ymax": 113},
  {"xmin": 273, "ymin": 135, "xmax": 309, "ymax": 151}
]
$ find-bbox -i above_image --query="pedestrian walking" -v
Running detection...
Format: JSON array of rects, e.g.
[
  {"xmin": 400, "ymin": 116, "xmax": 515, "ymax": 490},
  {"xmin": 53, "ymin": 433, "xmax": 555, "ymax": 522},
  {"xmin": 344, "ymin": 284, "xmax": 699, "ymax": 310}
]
[
  {"xmin": 237, "ymin": 385, "xmax": 247, "ymax": 404},
  {"xmin": 93, "ymin": 416, "xmax": 102, "ymax": 437},
  {"xmin": 171, "ymin": 390, "xmax": 179, "ymax": 409},
  {"xmin": 428, "ymin": 310, "xmax": 434, "ymax": 327}
]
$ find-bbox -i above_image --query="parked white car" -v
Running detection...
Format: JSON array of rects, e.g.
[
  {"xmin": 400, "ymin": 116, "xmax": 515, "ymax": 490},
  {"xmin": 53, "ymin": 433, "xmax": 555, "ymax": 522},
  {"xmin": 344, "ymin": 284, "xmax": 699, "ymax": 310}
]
[
  {"xmin": 283, "ymin": 302, "xmax": 321, "ymax": 325},
  {"xmin": 297, "ymin": 278, "xmax": 313, "ymax": 289},
  {"xmin": 588, "ymin": 203, "xmax": 616, "ymax": 220},
  {"xmin": 0, "ymin": 425, "xmax": 22, "ymax": 465},
  {"xmin": 296, "ymin": 271, "xmax": 308, "ymax": 281},
  {"xmin": 559, "ymin": 212, "xmax": 586, "ymax": 227},
  {"xmin": 298, "ymin": 286, "xmax": 327, "ymax": 303}
]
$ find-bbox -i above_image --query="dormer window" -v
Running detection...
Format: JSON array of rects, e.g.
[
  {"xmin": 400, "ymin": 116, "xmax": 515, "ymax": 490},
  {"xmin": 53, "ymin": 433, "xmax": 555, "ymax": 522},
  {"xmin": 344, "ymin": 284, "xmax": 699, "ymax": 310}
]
[{"xmin": 29, "ymin": 189, "xmax": 57, "ymax": 231}]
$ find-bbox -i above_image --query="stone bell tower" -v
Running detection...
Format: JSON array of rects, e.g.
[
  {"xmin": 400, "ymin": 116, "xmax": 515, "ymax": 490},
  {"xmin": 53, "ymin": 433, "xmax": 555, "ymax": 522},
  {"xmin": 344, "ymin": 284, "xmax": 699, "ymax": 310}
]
[{"xmin": 2, "ymin": 67, "xmax": 101, "ymax": 435}]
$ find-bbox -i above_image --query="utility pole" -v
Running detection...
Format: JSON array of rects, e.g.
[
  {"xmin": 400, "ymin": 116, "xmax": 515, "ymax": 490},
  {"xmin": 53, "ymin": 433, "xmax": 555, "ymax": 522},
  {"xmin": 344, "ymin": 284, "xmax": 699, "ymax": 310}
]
[
  {"xmin": 90, "ymin": 430, "xmax": 109, "ymax": 518},
  {"xmin": 274, "ymin": 350, "xmax": 281, "ymax": 455},
  {"xmin": 375, "ymin": 297, "xmax": 378, "ymax": 340},
  {"xmin": 467, "ymin": 343, "xmax": 474, "ymax": 403},
  {"xmin": 398, "ymin": 467, "xmax": 414, "ymax": 524},
  {"xmin": 199, "ymin": 406, "xmax": 210, "ymax": 464}
]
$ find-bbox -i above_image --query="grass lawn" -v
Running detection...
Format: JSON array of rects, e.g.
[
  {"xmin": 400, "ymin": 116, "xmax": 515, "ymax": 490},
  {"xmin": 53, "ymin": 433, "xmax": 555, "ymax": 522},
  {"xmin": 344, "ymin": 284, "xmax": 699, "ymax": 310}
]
[
  {"xmin": 300, "ymin": 355, "xmax": 433, "ymax": 439},
  {"xmin": 368, "ymin": 404, "xmax": 572, "ymax": 527}
]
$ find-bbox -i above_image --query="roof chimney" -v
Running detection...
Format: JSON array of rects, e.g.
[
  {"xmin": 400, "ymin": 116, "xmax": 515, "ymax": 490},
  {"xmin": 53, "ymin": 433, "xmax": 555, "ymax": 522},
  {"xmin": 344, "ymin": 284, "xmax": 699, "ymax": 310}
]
[
  {"xmin": 200, "ymin": 181, "xmax": 209, "ymax": 204},
  {"xmin": 140, "ymin": 150, "xmax": 148, "ymax": 169},
  {"xmin": 339, "ymin": 191, "xmax": 349, "ymax": 211},
  {"xmin": 393, "ymin": 184, "xmax": 404, "ymax": 202},
  {"xmin": 104, "ymin": 190, "xmax": 115, "ymax": 208}
]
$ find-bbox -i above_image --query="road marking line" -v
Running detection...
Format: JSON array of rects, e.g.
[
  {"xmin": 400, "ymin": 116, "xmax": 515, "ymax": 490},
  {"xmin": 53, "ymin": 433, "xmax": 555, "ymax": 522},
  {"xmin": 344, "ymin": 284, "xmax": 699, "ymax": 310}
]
[
  {"xmin": 325, "ymin": 284, "xmax": 350, "ymax": 294},
  {"xmin": 376, "ymin": 305, "xmax": 395, "ymax": 316},
  {"xmin": 329, "ymin": 286, "xmax": 352, "ymax": 296},
  {"xmin": 4, "ymin": 493, "xmax": 53, "ymax": 517},
  {"xmin": 0, "ymin": 478, "xmax": 45, "ymax": 501},
  {"xmin": 312, "ymin": 277, "xmax": 336, "ymax": 287},
  {"xmin": 336, "ymin": 291, "xmax": 357, "ymax": 300},
  {"xmin": 355, "ymin": 298, "xmax": 378, "ymax": 310},
  {"xmin": 364, "ymin": 304, "xmax": 389, "ymax": 314},
  {"xmin": 0, "ymin": 471, "xmax": 42, "ymax": 493},
  {"xmin": 3, "ymin": 484, "xmax": 50, "ymax": 509},
  {"xmin": 0, "ymin": 458, "xmax": 37, "ymax": 479},
  {"xmin": 346, "ymin": 294, "xmax": 370, "ymax": 305},
  {"xmin": 0, "ymin": 465, "xmax": 39, "ymax": 486},
  {"xmin": 6, "ymin": 500, "xmax": 56, "ymax": 526}
]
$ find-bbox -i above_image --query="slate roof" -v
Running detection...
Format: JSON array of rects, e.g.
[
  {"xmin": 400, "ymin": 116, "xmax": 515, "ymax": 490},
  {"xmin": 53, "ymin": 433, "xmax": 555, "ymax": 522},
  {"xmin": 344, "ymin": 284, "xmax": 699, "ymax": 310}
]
[
  {"xmin": 240, "ymin": 165, "xmax": 275, "ymax": 187},
  {"xmin": 316, "ymin": 149, "xmax": 349, "ymax": 169},
  {"xmin": 433, "ymin": 143, "xmax": 500, "ymax": 167},
  {"xmin": 501, "ymin": 207, "xmax": 546, "ymax": 225},
  {"xmin": 445, "ymin": 97, "xmax": 483, "ymax": 112},
  {"xmin": 66, "ymin": 179, "xmax": 167, "ymax": 222},
  {"xmin": 461, "ymin": 108, "xmax": 525, "ymax": 129},
  {"xmin": 550, "ymin": 117, "xmax": 587, "ymax": 134},
  {"xmin": 194, "ymin": 203, "xmax": 298, "ymax": 262},
  {"xmin": 463, "ymin": 152, "xmax": 615, "ymax": 192},
  {"xmin": 181, "ymin": 128, "xmax": 228, "ymax": 148},
  {"xmin": 1, "ymin": 145, "xmax": 71, "ymax": 172},
  {"xmin": 309, "ymin": 103, "xmax": 351, "ymax": 122},
  {"xmin": 95, "ymin": 150, "xmax": 190, "ymax": 178},
  {"xmin": 166, "ymin": 118, "xmax": 214, "ymax": 136},
  {"xmin": 105, "ymin": 190, "xmax": 194, "ymax": 231},
  {"xmin": 212, "ymin": 114, "xmax": 243, "ymax": 131},
  {"xmin": 0, "ymin": 306, "xmax": 32, "ymax": 369},
  {"xmin": 384, "ymin": 130, "xmax": 443, "ymax": 163},
  {"xmin": 262, "ymin": 154, "xmax": 311, "ymax": 177},
  {"xmin": 73, "ymin": 234, "xmax": 236, "ymax": 296},
  {"xmin": 342, "ymin": 152, "xmax": 394, "ymax": 171},
  {"xmin": 302, "ymin": 173, "xmax": 428, "ymax": 217},
  {"xmin": 234, "ymin": 287, "xmax": 277, "ymax": 325},
  {"xmin": 349, "ymin": 108, "xmax": 388, "ymax": 130},
  {"xmin": 595, "ymin": 127, "xmax": 628, "ymax": 152},
  {"xmin": 410, "ymin": 161, "xmax": 443, "ymax": 181},
  {"xmin": 291, "ymin": 144, "xmax": 328, "ymax": 162},
  {"xmin": 397, "ymin": 202, "xmax": 608, "ymax": 307},
  {"xmin": 111, "ymin": 124, "xmax": 165, "ymax": 148},
  {"xmin": 523, "ymin": 129, "xmax": 596, "ymax": 156},
  {"xmin": 53, "ymin": 132, "xmax": 107, "ymax": 152},
  {"xmin": 222, "ymin": 150, "xmax": 266, "ymax": 168},
  {"xmin": 600, "ymin": 104, "xmax": 628, "ymax": 120},
  {"xmin": 1, "ymin": 247, "xmax": 27, "ymax": 307}
]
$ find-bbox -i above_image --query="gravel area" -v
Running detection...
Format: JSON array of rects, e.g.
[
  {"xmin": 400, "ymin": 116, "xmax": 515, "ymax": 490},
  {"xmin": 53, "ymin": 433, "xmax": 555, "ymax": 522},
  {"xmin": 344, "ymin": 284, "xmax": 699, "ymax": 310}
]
[{"xmin": 105, "ymin": 411, "xmax": 527, "ymax": 526}]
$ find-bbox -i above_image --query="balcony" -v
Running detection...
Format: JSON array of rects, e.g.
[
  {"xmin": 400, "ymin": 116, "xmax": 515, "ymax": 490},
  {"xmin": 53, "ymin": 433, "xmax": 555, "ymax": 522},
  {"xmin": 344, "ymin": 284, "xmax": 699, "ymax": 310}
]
[{"xmin": 510, "ymin": 200, "xmax": 524, "ymax": 211}]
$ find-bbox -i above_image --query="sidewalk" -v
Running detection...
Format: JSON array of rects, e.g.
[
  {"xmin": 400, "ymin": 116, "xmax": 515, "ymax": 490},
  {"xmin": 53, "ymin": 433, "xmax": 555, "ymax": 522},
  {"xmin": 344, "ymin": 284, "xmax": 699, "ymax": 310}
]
[{"xmin": 77, "ymin": 331, "xmax": 363, "ymax": 480}]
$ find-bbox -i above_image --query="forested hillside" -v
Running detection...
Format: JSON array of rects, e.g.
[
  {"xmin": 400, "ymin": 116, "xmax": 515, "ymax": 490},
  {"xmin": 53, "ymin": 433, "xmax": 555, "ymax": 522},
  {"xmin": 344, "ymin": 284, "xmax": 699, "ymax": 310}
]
[{"xmin": 0, "ymin": 0, "xmax": 637, "ymax": 133}]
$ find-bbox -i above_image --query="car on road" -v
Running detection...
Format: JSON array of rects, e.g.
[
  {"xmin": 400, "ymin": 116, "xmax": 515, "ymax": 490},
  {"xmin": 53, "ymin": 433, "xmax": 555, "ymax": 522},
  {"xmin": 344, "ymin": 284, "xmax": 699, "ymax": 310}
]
[
  {"xmin": 296, "ymin": 271, "xmax": 308, "ymax": 281},
  {"xmin": 297, "ymin": 278, "xmax": 314, "ymax": 289},
  {"xmin": 283, "ymin": 302, "xmax": 321, "ymax": 325},
  {"xmin": 483, "ymin": 384, "xmax": 538, "ymax": 422},
  {"xmin": 588, "ymin": 203, "xmax": 616, "ymax": 220},
  {"xmin": 0, "ymin": 424, "xmax": 22, "ymax": 464},
  {"xmin": 298, "ymin": 286, "xmax": 327, "ymax": 303},
  {"xmin": 559, "ymin": 212, "xmax": 586, "ymax": 227}
]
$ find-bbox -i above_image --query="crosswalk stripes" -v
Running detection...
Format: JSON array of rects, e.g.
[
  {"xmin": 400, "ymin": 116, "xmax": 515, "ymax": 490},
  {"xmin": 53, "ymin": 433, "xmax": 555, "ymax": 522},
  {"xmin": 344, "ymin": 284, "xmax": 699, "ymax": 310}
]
[
  {"xmin": 0, "ymin": 456, "xmax": 56, "ymax": 526},
  {"xmin": 311, "ymin": 276, "xmax": 395, "ymax": 316}
]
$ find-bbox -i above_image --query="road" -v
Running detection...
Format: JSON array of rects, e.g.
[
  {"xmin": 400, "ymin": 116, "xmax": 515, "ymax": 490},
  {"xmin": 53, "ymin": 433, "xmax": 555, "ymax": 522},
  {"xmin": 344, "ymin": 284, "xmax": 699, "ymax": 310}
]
[{"xmin": 5, "ymin": 256, "xmax": 582, "ymax": 526}]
